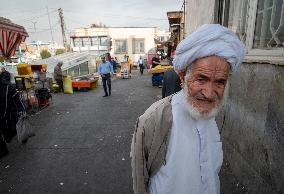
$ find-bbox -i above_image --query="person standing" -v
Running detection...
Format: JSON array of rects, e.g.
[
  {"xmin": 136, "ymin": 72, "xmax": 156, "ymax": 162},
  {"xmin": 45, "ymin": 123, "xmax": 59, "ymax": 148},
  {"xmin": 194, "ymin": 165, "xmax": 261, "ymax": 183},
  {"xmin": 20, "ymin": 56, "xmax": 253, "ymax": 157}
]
[
  {"xmin": 131, "ymin": 24, "xmax": 246, "ymax": 194},
  {"xmin": 0, "ymin": 72, "xmax": 25, "ymax": 158},
  {"xmin": 151, "ymin": 55, "xmax": 160, "ymax": 68},
  {"xmin": 162, "ymin": 68, "xmax": 182, "ymax": 98},
  {"xmin": 111, "ymin": 57, "xmax": 117, "ymax": 73},
  {"xmin": 53, "ymin": 61, "xmax": 64, "ymax": 93},
  {"xmin": 98, "ymin": 56, "xmax": 113, "ymax": 97},
  {"xmin": 138, "ymin": 56, "xmax": 144, "ymax": 75}
]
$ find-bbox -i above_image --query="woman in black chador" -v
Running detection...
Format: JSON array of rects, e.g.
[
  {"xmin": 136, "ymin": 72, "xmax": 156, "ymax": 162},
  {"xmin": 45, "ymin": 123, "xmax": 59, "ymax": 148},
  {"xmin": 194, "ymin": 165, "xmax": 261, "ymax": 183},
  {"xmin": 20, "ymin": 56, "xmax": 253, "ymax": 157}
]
[{"xmin": 0, "ymin": 70, "xmax": 25, "ymax": 158}]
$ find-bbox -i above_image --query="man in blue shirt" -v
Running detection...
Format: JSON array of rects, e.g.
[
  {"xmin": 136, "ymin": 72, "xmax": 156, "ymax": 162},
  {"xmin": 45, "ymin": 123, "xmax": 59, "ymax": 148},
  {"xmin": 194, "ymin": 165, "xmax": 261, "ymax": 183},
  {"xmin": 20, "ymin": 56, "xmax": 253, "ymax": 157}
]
[{"xmin": 98, "ymin": 56, "xmax": 114, "ymax": 97}]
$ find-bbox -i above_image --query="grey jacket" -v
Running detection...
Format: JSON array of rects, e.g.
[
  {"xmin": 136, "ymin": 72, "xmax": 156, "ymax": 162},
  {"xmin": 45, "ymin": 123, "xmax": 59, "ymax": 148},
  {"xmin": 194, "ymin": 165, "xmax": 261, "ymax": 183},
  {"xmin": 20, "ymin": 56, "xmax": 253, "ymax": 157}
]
[{"xmin": 131, "ymin": 96, "xmax": 173, "ymax": 194}]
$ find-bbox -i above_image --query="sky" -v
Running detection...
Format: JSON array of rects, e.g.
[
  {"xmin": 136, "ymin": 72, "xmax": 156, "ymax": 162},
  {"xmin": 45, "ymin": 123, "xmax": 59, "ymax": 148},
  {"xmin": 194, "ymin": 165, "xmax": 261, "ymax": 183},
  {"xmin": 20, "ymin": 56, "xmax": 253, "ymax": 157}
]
[{"xmin": 1, "ymin": 0, "xmax": 182, "ymax": 46}]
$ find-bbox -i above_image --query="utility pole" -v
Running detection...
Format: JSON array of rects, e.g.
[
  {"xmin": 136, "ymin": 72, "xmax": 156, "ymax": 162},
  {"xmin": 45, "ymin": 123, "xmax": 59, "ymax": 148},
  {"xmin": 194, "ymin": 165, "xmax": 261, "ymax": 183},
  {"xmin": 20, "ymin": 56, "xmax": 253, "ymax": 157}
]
[
  {"xmin": 58, "ymin": 8, "xmax": 68, "ymax": 51},
  {"xmin": 46, "ymin": 6, "xmax": 54, "ymax": 44},
  {"xmin": 31, "ymin": 21, "xmax": 37, "ymax": 33}
]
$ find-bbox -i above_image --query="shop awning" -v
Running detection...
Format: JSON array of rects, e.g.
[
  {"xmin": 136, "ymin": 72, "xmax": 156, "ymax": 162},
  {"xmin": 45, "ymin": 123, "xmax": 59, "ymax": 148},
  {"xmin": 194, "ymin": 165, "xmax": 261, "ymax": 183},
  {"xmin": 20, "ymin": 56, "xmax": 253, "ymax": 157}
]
[{"xmin": 0, "ymin": 17, "xmax": 29, "ymax": 58}]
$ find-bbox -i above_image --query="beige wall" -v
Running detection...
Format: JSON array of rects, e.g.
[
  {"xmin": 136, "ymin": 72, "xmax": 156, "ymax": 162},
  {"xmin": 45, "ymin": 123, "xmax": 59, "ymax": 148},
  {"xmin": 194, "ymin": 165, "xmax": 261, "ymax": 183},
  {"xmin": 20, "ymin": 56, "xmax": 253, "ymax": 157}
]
[
  {"xmin": 72, "ymin": 27, "xmax": 169, "ymax": 64},
  {"xmin": 185, "ymin": 0, "xmax": 216, "ymax": 35},
  {"xmin": 109, "ymin": 28, "xmax": 156, "ymax": 63}
]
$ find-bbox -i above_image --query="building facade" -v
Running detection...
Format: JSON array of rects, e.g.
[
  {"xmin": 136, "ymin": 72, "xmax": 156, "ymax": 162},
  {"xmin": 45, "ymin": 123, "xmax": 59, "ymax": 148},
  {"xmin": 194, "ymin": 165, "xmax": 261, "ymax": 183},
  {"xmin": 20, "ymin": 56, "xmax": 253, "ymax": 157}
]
[
  {"xmin": 185, "ymin": 0, "xmax": 284, "ymax": 193},
  {"xmin": 70, "ymin": 27, "xmax": 169, "ymax": 64}
]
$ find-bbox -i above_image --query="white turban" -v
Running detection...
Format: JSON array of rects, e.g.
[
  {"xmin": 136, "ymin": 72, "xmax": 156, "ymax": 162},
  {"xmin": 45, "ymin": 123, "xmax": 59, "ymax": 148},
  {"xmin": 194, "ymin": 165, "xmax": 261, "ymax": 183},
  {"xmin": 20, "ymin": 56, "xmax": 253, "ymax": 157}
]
[{"xmin": 173, "ymin": 24, "xmax": 246, "ymax": 73}]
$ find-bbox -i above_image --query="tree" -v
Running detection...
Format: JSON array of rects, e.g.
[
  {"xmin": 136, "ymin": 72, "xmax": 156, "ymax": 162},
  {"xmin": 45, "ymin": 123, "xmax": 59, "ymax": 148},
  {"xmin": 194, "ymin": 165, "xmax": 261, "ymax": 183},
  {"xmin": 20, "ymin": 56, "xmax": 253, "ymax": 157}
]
[
  {"xmin": 40, "ymin": 50, "xmax": 51, "ymax": 59},
  {"xmin": 55, "ymin": 49, "xmax": 65, "ymax": 55}
]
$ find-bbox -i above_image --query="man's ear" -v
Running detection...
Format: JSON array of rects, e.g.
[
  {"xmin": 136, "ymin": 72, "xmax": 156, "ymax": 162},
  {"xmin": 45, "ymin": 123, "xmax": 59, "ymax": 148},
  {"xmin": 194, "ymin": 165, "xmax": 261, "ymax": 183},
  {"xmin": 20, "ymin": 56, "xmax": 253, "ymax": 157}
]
[{"xmin": 178, "ymin": 71, "xmax": 186, "ymax": 84}]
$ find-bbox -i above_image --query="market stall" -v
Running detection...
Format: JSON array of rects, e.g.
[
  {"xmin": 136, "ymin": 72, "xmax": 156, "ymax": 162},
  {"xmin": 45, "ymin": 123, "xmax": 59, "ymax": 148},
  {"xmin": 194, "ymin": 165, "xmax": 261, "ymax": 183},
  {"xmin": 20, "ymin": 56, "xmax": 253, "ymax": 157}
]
[
  {"xmin": 148, "ymin": 60, "xmax": 174, "ymax": 86},
  {"xmin": 72, "ymin": 74, "xmax": 100, "ymax": 92},
  {"xmin": 0, "ymin": 17, "xmax": 28, "ymax": 60}
]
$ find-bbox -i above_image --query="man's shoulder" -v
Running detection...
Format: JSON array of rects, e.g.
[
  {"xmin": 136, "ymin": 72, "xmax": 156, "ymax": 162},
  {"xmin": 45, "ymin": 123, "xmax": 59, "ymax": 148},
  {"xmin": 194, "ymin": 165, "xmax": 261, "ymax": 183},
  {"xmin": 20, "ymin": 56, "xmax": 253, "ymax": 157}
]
[{"xmin": 139, "ymin": 96, "xmax": 173, "ymax": 122}]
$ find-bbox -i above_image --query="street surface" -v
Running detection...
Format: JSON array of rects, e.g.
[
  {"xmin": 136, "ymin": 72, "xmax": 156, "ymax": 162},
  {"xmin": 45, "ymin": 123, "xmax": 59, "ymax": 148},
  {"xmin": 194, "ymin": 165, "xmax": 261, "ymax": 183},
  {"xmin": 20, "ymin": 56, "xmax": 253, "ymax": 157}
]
[
  {"xmin": 0, "ymin": 71, "xmax": 161, "ymax": 194},
  {"xmin": 0, "ymin": 70, "xmax": 239, "ymax": 194}
]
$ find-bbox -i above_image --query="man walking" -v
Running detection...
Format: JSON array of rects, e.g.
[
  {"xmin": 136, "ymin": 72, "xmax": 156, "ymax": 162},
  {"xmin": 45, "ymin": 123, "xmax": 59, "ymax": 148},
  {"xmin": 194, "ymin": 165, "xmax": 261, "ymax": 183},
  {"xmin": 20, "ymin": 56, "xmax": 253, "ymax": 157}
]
[
  {"xmin": 53, "ymin": 61, "xmax": 64, "ymax": 93},
  {"xmin": 131, "ymin": 24, "xmax": 246, "ymax": 194},
  {"xmin": 138, "ymin": 56, "xmax": 144, "ymax": 75},
  {"xmin": 98, "ymin": 56, "xmax": 113, "ymax": 97}
]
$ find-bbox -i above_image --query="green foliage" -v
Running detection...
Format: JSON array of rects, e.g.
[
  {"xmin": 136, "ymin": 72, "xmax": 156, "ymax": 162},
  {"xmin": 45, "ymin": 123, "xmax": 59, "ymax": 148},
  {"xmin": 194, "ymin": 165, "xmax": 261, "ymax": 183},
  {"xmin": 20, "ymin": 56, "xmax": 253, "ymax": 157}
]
[
  {"xmin": 40, "ymin": 50, "xmax": 51, "ymax": 59},
  {"xmin": 55, "ymin": 49, "xmax": 65, "ymax": 55}
]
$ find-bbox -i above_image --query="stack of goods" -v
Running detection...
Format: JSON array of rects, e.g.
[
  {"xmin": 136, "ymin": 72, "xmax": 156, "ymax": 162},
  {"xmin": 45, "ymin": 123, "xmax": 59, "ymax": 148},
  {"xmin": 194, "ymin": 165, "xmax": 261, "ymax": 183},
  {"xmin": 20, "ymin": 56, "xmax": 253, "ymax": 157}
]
[{"xmin": 148, "ymin": 65, "xmax": 174, "ymax": 74}]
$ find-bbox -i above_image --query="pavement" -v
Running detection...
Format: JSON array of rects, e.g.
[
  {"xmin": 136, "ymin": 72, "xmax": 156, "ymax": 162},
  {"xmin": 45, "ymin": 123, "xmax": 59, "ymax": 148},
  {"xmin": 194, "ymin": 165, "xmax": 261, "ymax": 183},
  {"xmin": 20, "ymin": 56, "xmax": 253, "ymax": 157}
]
[{"xmin": 0, "ymin": 70, "xmax": 161, "ymax": 194}]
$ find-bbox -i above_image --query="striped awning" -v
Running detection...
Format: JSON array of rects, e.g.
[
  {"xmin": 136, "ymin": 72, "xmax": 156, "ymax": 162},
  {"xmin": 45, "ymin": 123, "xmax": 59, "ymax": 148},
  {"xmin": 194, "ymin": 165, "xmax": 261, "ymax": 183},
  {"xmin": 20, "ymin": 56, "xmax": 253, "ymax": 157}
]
[{"xmin": 0, "ymin": 17, "xmax": 29, "ymax": 58}]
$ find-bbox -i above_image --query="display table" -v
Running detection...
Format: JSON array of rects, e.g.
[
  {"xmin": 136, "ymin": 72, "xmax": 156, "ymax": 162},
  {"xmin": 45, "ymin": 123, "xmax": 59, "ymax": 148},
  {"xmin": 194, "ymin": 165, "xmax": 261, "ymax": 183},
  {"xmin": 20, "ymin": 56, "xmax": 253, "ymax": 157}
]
[{"xmin": 72, "ymin": 79, "xmax": 99, "ymax": 90}]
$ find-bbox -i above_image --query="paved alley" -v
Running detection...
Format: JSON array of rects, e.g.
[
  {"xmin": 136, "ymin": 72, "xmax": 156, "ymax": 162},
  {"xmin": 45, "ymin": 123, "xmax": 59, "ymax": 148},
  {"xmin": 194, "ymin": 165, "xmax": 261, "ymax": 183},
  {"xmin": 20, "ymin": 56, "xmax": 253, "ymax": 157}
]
[{"xmin": 0, "ymin": 71, "xmax": 161, "ymax": 194}]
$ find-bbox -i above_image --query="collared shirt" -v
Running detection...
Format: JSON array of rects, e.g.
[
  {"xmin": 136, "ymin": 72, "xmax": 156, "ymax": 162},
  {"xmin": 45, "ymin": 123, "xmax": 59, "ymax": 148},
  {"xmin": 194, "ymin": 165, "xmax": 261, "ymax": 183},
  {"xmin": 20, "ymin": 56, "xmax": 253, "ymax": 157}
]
[
  {"xmin": 148, "ymin": 91, "xmax": 223, "ymax": 194},
  {"xmin": 98, "ymin": 61, "xmax": 113, "ymax": 74}
]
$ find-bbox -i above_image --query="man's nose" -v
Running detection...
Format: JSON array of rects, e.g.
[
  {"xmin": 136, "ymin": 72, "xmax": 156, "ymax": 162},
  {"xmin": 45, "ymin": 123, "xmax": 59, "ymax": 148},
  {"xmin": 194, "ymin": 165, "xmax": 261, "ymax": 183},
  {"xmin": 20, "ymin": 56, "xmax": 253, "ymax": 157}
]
[{"xmin": 202, "ymin": 83, "xmax": 216, "ymax": 100}]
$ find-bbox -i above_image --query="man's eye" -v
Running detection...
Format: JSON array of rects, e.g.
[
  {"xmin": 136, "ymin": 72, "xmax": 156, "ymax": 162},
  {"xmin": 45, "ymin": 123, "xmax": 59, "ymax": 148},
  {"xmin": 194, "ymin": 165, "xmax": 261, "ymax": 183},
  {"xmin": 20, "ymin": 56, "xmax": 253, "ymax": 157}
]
[
  {"xmin": 216, "ymin": 80, "xmax": 226, "ymax": 86},
  {"xmin": 197, "ymin": 78, "xmax": 205, "ymax": 82}
]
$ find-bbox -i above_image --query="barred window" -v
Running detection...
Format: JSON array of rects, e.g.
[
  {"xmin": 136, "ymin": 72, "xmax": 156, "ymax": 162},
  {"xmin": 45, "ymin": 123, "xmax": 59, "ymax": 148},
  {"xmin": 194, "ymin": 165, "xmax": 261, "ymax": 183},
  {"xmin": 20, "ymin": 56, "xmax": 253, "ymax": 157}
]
[
  {"xmin": 253, "ymin": 0, "xmax": 284, "ymax": 48},
  {"xmin": 224, "ymin": 0, "xmax": 284, "ymax": 63}
]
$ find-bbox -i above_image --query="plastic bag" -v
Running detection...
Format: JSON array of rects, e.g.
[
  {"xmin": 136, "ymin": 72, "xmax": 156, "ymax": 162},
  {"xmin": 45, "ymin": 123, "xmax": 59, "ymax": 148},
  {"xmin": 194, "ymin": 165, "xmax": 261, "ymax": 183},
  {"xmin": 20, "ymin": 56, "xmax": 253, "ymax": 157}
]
[{"xmin": 16, "ymin": 114, "xmax": 35, "ymax": 143}]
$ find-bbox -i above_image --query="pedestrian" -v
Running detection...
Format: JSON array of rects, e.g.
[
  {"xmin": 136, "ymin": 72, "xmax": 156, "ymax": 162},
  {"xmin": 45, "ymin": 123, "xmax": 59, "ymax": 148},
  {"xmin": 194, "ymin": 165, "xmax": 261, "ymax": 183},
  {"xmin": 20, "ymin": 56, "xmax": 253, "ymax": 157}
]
[
  {"xmin": 151, "ymin": 55, "xmax": 160, "ymax": 68},
  {"xmin": 111, "ymin": 57, "xmax": 117, "ymax": 73},
  {"xmin": 162, "ymin": 68, "xmax": 181, "ymax": 98},
  {"xmin": 0, "ymin": 71, "xmax": 25, "ymax": 158},
  {"xmin": 131, "ymin": 24, "xmax": 246, "ymax": 194},
  {"xmin": 53, "ymin": 61, "xmax": 64, "ymax": 93},
  {"xmin": 98, "ymin": 56, "xmax": 113, "ymax": 97},
  {"xmin": 138, "ymin": 56, "xmax": 144, "ymax": 75}
]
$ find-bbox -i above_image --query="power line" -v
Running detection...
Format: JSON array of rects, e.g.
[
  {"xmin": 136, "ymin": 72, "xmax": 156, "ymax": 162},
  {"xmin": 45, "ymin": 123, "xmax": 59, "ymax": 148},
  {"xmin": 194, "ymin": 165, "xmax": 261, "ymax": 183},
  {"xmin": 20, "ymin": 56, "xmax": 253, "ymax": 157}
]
[
  {"xmin": 64, "ymin": 10, "xmax": 168, "ymax": 21},
  {"xmin": 12, "ymin": 10, "xmax": 57, "ymax": 23}
]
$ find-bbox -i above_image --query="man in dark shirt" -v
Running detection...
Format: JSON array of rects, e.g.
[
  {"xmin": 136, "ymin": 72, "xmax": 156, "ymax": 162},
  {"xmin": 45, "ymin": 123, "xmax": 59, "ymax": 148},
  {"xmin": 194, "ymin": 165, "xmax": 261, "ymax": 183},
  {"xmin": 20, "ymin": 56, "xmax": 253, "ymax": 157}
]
[
  {"xmin": 162, "ymin": 68, "xmax": 182, "ymax": 98},
  {"xmin": 151, "ymin": 55, "xmax": 160, "ymax": 68},
  {"xmin": 53, "ymin": 62, "xmax": 63, "ymax": 92}
]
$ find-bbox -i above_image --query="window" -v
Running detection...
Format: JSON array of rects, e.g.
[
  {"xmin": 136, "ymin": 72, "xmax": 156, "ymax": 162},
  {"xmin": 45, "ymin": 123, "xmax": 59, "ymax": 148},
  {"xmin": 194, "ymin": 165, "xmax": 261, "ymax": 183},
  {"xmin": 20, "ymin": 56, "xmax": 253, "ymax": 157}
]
[
  {"xmin": 82, "ymin": 38, "xmax": 90, "ymax": 47},
  {"xmin": 115, "ymin": 39, "xmax": 127, "ymax": 53},
  {"xmin": 73, "ymin": 38, "xmax": 82, "ymax": 47},
  {"xmin": 253, "ymin": 0, "xmax": 283, "ymax": 48},
  {"xmin": 91, "ymin": 37, "xmax": 99, "ymax": 46},
  {"xmin": 224, "ymin": 0, "xmax": 284, "ymax": 63},
  {"xmin": 133, "ymin": 39, "xmax": 145, "ymax": 53},
  {"xmin": 227, "ymin": 0, "xmax": 249, "ymax": 42},
  {"xmin": 79, "ymin": 62, "xmax": 89, "ymax": 76},
  {"xmin": 100, "ymin": 36, "xmax": 109, "ymax": 46}
]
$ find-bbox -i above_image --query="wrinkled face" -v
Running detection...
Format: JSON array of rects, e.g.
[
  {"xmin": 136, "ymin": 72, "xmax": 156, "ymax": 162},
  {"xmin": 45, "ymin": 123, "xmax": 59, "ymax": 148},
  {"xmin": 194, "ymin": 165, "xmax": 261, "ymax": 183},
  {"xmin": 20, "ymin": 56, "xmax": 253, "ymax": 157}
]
[{"xmin": 180, "ymin": 56, "xmax": 230, "ymax": 114}]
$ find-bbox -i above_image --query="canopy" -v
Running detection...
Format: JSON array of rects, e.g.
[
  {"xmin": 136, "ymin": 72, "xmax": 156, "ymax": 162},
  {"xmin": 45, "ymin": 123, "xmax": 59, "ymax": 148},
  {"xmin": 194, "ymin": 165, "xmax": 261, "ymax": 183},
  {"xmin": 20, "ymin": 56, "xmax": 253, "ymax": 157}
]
[{"xmin": 0, "ymin": 17, "xmax": 29, "ymax": 58}]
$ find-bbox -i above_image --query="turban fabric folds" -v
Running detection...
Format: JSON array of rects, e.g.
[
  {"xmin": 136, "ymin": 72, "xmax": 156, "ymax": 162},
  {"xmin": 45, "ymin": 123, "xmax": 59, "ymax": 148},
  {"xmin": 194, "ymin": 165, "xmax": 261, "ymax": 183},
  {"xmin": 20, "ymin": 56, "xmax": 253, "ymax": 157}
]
[{"xmin": 173, "ymin": 24, "xmax": 246, "ymax": 73}]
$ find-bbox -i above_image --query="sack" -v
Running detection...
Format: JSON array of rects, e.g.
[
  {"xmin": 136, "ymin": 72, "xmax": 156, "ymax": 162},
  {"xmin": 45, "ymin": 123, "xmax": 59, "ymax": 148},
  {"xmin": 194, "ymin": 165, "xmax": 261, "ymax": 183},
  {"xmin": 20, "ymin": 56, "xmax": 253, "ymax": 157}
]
[{"xmin": 16, "ymin": 114, "xmax": 35, "ymax": 143}]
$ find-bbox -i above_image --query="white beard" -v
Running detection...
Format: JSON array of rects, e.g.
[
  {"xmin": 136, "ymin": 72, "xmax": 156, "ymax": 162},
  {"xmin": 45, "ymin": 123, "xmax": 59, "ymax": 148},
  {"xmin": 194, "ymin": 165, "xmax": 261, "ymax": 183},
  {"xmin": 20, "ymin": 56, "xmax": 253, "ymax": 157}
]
[{"xmin": 182, "ymin": 82, "xmax": 229, "ymax": 120}]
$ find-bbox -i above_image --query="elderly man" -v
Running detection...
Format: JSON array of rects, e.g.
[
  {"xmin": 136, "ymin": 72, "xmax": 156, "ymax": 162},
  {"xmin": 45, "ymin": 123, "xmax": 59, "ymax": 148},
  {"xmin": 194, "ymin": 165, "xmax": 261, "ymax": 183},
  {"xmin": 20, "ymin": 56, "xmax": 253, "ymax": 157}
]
[
  {"xmin": 54, "ymin": 61, "xmax": 64, "ymax": 93},
  {"xmin": 131, "ymin": 24, "xmax": 246, "ymax": 194}
]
